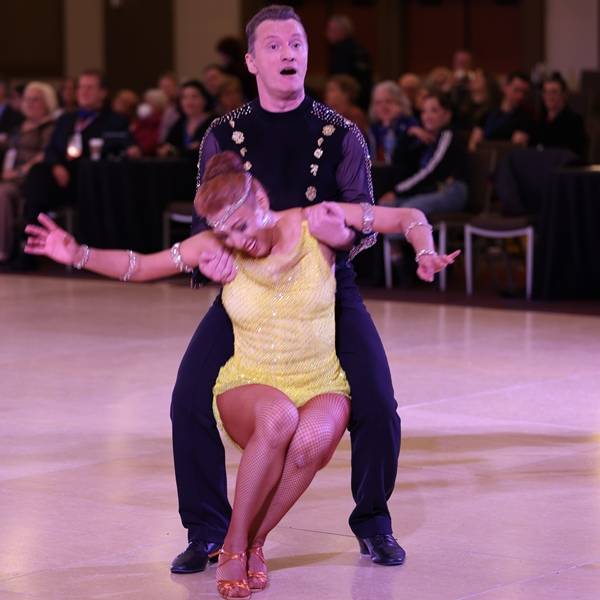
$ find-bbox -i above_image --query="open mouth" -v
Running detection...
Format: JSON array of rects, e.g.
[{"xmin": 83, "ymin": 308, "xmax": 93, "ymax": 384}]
[
  {"xmin": 245, "ymin": 239, "xmax": 257, "ymax": 253},
  {"xmin": 280, "ymin": 68, "xmax": 297, "ymax": 76}
]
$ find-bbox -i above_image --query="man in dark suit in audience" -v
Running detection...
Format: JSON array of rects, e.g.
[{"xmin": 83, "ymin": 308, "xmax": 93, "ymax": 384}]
[
  {"xmin": 14, "ymin": 70, "xmax": 131, "ymax": 269},
  {"xmin": 0, "ymin": 77, "xmax": 24, "ymax": 139}
]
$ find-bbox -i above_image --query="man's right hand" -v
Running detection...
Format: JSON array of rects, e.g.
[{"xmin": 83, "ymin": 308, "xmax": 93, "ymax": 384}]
[
  {"xmin": 52, "ymin": 164, "xmax": 70, "ymax": 188},
  {"xmin": 198, "ymin": 246, "xmax": 237, "ymax": 283}
]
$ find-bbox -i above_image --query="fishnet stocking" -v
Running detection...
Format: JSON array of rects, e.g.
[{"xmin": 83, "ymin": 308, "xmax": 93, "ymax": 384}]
[
  {"xmin": 217, "ymin": 385, "xmax": 299, "ymax": 585},
  {"xmin": 249, "ymin": 393, "xmax": 350, "ymax": 560}
]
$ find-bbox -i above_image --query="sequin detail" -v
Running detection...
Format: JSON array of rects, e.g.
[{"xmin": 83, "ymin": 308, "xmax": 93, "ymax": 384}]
[{"xmin": 213, "ymin": 222, "xmax": 350, "ymax": 430}]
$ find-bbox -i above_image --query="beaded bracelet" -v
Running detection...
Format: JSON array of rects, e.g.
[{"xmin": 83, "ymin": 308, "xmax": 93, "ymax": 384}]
[
  {"xmin": 170, "ymin": 242, "xmax": 194, "ymax": 273},
  {"xmin": 73, "ymin": 244, "xmax": 90, "ymax": 270},
  {"xmin": 120, "ymin": 250, "xmax": 138, "ymax": 282},
  {"xmin": 405, "ymin": 221, "xmax": 433, "ymax": 239},
  {"xmin": 415, "ymin": 249, "xmax": 437, "ymax": 263},
  {"xmin": 360, "ymin": 202, "xmax": 375, "ymax": 234}
]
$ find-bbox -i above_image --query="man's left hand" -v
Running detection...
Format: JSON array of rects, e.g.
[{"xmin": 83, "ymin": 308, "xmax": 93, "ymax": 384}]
[{"xmin": 305, "ymin": 202, "xmax": 354, "ymax": 250}]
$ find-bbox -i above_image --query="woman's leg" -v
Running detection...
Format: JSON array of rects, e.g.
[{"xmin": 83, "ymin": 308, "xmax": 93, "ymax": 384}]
[
  {"xmin": 248, "ymin": 393, "xmax": 350, "ymax": 567},
  {"xmin": 216, "ymin": 384, "xmax": 299, "ymax": 583}
]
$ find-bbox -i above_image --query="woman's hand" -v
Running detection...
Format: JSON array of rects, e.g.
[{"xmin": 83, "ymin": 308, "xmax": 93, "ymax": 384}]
[
  {"xmin": 408, "ymin": 126, "xmax": 435, "ymax": 145},
  {"xmin": 305, "ymin": 202, "xmax": 354, "ymax": 250},
  {"xmin": 416, "ymin": 250, "xmax": 461, "ymax": 282},
  {"xmin": 198, "ymin": 246, "xmax": 237, "ymax": 283},
  {"xmin": 24, "ymin": 213, "xmax": 80, "ymax": 266}
]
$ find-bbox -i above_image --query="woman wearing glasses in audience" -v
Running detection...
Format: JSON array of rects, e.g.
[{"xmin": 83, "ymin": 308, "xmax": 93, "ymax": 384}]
[{"xmin": 25, "ymin": 151, "xmax": 457, "ymax": 600}]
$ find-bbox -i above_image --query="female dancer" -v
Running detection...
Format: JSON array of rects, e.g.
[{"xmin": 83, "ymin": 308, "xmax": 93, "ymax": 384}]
[{"xmin": 25, "ymin": 152, "xmax": 458, "ymax": 599}]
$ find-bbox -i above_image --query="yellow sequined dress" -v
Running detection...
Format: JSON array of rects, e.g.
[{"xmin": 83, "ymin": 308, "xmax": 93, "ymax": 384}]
[{"xmin": 212, "ymin": 221, "xmax": 350, "ymax": 429}]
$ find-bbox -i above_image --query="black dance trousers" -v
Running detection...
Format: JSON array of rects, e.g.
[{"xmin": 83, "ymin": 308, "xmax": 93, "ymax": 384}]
[{"xmin": 170, "ymin": 266, "xmax": 401, "ymax": 543}]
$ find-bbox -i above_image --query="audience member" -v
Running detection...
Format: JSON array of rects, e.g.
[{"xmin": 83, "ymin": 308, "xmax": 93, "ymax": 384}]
[
  {"xmin": 469, "ymin": 71, "xmax": 532, "ymax": 151},
  {"xmin": 17, "ymin": 69, "xmax": 131, "ymax": 269},
  {"xmin": 157, "ymin": 71, "xmax": 181, "ymax": 144},
  {"xmin": 9, "ymin": 83, "xmax": 26, "ymax": 114},
  {"xmin": 452, "ymin": 49, "xmax": 474, "ymax": 82},
  {"xmin": 202, "ymin": 64, "xmax": 227, "ymax": 104},
  {"xmin": 535, "ymin": 72, "xmax": 586, "ymax": 158},
  {"xmin": 158, "ymin": 80, "xmax": 212, "ymax": 159},
  {"xmin": 326, "ymin": 14, "xmax": 373, "ymax": 109},
  {"xmin": 215, "ymin": 36, "xmax": 257, "ymax": 100},
  {"xmin": 0, "ymin": 82, "xmax": 57, "ymax": 261},
  {"xmin": 367, "ymin": 80, "xmax": 418, "ymax": 165},
  {"xmin": 324, "ymin": 74, "xmax": 369, "ymax": 133},
  {"xmin": 57, "ymin": 77, "xmax": 77, "ymax": 115},
  {"xmin": 216, "ymin": 76, "xmax": 245, "ymax": 114},
  {"xmin": 112, "ymin": 89, "xmax": 140, "ymax": 124},
  {"xmin": 398, "ymin": 73, "xmax": 422, "ymax": 114},
  {"xmin": 130, "ymin": 88, "xmax": 168, "ymax": 156},
  {"xmin": 380, "ymin": 92, "xmax": 468, "ymax": 217},
  {"xmin": 0, "ymin": 78, "xmax": 24, "ymax": 141},
  {"xmin": 455, "ymin": 69, "xmax": 501, "ymax": 129}
]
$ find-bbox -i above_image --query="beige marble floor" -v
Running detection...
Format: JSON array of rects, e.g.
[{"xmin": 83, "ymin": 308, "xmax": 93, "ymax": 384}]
[{"xmin": 1, "ymin": 274, "xmax": 600, "ymax": 600}]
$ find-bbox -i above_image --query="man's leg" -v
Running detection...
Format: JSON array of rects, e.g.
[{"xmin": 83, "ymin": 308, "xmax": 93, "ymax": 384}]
[
  {"xmin": 335, "ymin": 270, "xmax": 404, "ymax": 564},
  {"xmin": 397, "ymin": 180, "xmax": 468, "ymax": 217},
  {"xmin": 170, "ymin": 296, "xmax": 234, "ymax": 572}
]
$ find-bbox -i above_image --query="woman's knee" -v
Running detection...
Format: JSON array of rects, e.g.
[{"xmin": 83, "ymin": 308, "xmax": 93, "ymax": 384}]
[{"xmin": 255, "ymin": 393, "xmax": 299, "ymax": 448}]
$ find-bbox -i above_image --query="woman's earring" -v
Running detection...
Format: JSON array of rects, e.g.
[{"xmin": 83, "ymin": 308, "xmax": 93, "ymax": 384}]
[{"xmin": 260, "ymin": 210, "xmax": 273, "ymax": 227}]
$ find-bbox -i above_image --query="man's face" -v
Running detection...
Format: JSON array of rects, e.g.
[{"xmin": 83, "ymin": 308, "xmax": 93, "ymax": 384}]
[
  {"xmin": 504, "ymin": 77, "xmax": 529, "ymax": 108},
  {"xmin": 159, "ymin": 76, "xmax": 178, "ymax": 102},
  {"xmin": 542, "ymin": 81, "xmax": 566, "ymax": 113},
  {"xmin": 245, "ymin": 19, "xmax": 308, "ymax": 100},
  {"xmin": 76, "ymin": 75, "xmax": 106, "ymax": 111}
]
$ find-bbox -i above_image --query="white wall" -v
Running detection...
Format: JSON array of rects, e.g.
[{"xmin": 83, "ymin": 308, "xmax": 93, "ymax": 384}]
[
  {"xmin": 63, "ymin": 0, "xmax": 104, "ymax": 76},
  {"xmin": 545, "ymin": 0, "xmax": 599, "ymax": 89},
  {"xmin": 174, "ymin": 0, "xmax": 242, "ymax": 80}
]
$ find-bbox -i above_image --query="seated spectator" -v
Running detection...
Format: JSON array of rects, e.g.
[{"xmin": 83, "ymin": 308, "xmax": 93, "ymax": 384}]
[
  {"xmin": 326, "ymin": 14, "xmax": 373, "ymax": 109},
  {"xmin": 9, "ymin": 83, "xmax": 26, "ymax": 114},
  {"xmin": 57, "ymin": 77, "xmax": 77, "ymax": 115},
  {"xmin": 379, "ymin": 92, "xmax": 468, "ymax": 217},
  {"xmin": 16, "ymin": 69, "xmax": 132, "ymax": 268},
  {"xmin": 112, "ymin": 89, "xmax": 140, "ymax": 124},
  {"xmin": 398, "ymin": 73, "xmax": 422, "ymax": 115},
  {"xmin": 0, "ymin": 77, "xmax": 24, "ymax": 142},
  {"xmin": 129, "ymin": 88, "xmax": 168, "ymax": 156},
  {"xmin": 324, "ymin": 74, "xmax": 369, "ymax": 133},
  {"xmin": 202, "ymin": 64, "xmax": 227, "ymax": 106},
  {"xmin": 367, "ymin": 80, "xmax": 418, "ymax": 165},
  {"xmin": 425, "ymin": 67, "xmax": 455, "ymax": 93},
  {"xmin": 534, "ymin": 72, "xmax": 586, "ymax": 158},
  {"xmin": 217, "ymin": 76, "xmax": 245, "ymax": 114},
  {"xmin": 455, "ymin": 69, "xmax": 501, "ymax": 130},
  {"xmin": 158, "ymin": 80, "xmax": 213, "ymax": 159},
  {"xmin": 216, "ymin": 36, "xmax": 257, "ymax": 100},
  {"xmin": 0, "ymin": 82, "xmax": 57, "ymax": 261},
  {"xmin": 452, "ymin": 49, "xmax": 474, "ymax": 83},
  {"xmin": 469, "ymin": 71, "xmax": 533, "ymax": 151},
  {"xmin": 157, "ymin": 71, "xmax": 180, "ymax": 144}
]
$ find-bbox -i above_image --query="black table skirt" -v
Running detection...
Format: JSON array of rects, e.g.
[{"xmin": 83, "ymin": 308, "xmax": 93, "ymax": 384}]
[
  {"xmin": 534, "ymin": 168, "xmax": 600, "ymax": 299},
  {"xmin": 77, "ymin": 158, "xmax": 197, "ymax": 253}
]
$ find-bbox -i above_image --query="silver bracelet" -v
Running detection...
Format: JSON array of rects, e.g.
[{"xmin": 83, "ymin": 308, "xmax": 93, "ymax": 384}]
[
  {"xmin": 360, "ymin": 202, "xmax": 374, "ymax": 234},
  {"xmin": 415, "ymin": 249, "xmax": 437, "ymax": 263},
  {"xmin": 120, "ymin": 250, "xmax": 138, "ymax": 282},
  {"xmin": 170, "ymin": 242, "xmax": 194, "ymax": 273},
  {"xmin": 73, "ymin": 244, "xmax": 90, "ymax": 270},
  {"xmin": 405, "ymin": 221, "xmax": 433, "ymax": 239}
]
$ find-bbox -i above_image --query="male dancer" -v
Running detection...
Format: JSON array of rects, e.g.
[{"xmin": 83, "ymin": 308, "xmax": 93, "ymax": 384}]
[{"xmin": 171, "ymin": 5, "xmax": 405, "ymax": 573}]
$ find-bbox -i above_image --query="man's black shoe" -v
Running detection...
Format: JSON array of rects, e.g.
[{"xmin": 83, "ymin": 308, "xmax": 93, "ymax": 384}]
[
  {"xmin": 170, "ymin": 540, "xmax": 222, "ymax": 574},
  {"xmin": 357, "ymin": 534, "xmax": 406, "ymax": 566}
]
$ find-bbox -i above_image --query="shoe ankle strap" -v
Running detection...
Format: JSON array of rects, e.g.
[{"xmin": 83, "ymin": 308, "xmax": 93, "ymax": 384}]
[{"xmin": 219, "ymin": 548, "xmax": 247, "ymax": 564}]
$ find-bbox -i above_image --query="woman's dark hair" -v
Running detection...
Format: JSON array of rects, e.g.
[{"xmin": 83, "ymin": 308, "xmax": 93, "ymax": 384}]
[
  {"xmin": 179, "ymin": 79, "xmax": 214, "ymax": 112},
  {"xmin": 543, "ymin": 71, "xmax": 568, "ymax": 93},
  {"xmin": 425, "ymin": 90, "xmax": 454, "ymax": 114}
]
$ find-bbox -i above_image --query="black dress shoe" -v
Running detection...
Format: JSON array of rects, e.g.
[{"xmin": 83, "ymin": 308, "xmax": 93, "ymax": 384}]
[
  {"xmin": 357, "ymin": 534, "xmax": 406, "ymax": 566},
  {"xmin": 170, "ymin": 540, "xmax": 222, "ymax": 574}
]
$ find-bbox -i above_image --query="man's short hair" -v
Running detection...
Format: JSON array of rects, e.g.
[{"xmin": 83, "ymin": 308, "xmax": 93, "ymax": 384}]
[
  {"xmin": 544, "ymin": 71, "xmax": 568, "ymax": 93},
  {"xmin": 245, "ymin": 4, "xmax": 304, "ymax": 54},
  {"xmin": 79, "ymin": 69, "xmax": 108, "ymax": 90},
  {"xmin": 506, "ymin": 71, "xmax": 530, "ymax": 86}
]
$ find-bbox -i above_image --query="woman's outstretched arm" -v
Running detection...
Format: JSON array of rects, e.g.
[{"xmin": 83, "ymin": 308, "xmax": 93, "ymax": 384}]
[
  {"xmin": 306, "ymin": 202, "xmax": 459, "ymax": 282},
  {"xmin": 25, "ymin": 213, "xmax": 224, "ymax": 282}
]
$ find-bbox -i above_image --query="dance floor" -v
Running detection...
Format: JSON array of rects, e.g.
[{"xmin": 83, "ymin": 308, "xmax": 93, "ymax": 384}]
[{"xmin": 2, "ymin": 274, "xmax": 600, "ymax": 599}]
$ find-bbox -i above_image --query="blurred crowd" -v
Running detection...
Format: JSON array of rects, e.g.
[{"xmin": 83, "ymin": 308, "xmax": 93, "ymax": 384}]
[{"xmin": 0, "ymin": 14, "xmax": 593, "ymax": 269}]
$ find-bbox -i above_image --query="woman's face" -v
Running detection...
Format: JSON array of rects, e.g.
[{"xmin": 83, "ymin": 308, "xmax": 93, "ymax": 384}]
[
  {"xmin": 325, "ymin": 81, "xmax": 347, "ymax": 110},
  {"xmin": 180, "ymin": 86, "xmax": 206, "ymax": 118},
  {"xmin": 372, "ymin": 87, "xmax": 402, "ymax": 124},
  {"xmin": 209, "ymin": 194, "xmax": 272, "ymax": 258},
  {"xmin": 420, "ymin": 97, "xmax": 451, "ymax": 134},
  {"xmin": 22, "ymin": 88, "xmax": 49, "ymax": 122}
]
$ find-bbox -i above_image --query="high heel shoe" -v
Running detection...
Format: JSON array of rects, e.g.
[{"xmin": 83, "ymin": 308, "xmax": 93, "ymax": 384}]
[
  {"xmin": 247, "ymin": 544, "xmax": 268, "ymax": 592},
  {"xmin": 216, "ymin": 548, "xmax": 251, "ymax": 600}
]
